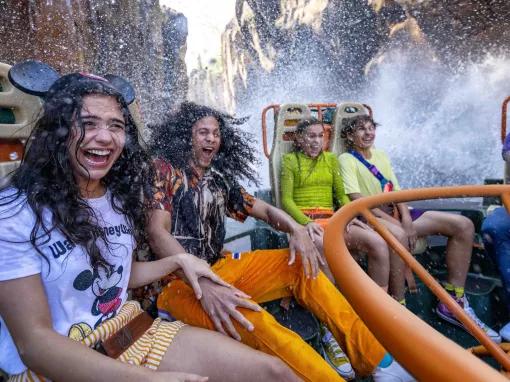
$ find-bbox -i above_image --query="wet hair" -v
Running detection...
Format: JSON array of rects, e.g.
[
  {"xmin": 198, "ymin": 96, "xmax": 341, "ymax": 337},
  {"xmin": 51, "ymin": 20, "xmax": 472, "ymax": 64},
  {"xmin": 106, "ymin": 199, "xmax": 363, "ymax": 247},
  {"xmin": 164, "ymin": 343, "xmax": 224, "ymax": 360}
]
[
  {"xmin": 340, "ymin": 114, "xmax": 379, "ymax": 149},
  {"xmin": 0, "ymin": 73, "xmax": 154, "ymax": 268},
  {"xmin": 293, "ymin": 117, "xmax": 324, "ymax": 152},
  {"xmin": 149, "ymin": 102, "xmax": 259, "ymax": 185}
]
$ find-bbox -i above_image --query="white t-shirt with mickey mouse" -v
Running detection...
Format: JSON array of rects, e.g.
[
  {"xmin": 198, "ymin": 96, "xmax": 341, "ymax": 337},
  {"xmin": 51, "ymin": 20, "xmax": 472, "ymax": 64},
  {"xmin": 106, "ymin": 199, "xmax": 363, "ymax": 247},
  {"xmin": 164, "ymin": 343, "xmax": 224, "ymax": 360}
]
[{"xmin": 0, "ymin": 189, "xmax": 134, "ymax": 376}]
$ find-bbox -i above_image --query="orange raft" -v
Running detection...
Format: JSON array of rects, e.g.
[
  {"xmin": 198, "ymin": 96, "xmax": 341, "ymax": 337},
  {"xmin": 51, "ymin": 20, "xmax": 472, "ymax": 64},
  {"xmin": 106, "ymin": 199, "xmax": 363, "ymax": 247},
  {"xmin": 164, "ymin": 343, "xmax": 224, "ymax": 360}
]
[{"xmin": 323, "ymin": 184, "xmax": 510, "ymax": 381}]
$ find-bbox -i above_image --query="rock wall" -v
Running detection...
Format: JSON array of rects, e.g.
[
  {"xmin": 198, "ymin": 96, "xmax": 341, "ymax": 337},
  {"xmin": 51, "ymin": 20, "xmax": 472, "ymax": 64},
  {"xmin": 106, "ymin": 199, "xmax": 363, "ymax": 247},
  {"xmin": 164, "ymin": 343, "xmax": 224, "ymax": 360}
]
[
  {"xmin": 203, "ymin": 0, "xmax": 510, "ymax": 112},
  {"xmin": 0, "ymin": 0, "xmax": 188, "ymax": 123}
]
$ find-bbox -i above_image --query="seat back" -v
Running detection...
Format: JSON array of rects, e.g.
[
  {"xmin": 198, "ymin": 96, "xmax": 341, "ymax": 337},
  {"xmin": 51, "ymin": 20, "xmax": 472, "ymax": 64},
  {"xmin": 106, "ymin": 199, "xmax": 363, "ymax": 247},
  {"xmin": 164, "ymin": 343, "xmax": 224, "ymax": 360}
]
[
  {"xmin": 269, "ymin": 103, "xmax": 311, "ymax": 208},
  {"xmin": 329, "ymin": 102, "xmax": 371, "ymax": 156},
  {"xmin": 0, "ymin": 62, "xmax": 42, "ymax": 177}
]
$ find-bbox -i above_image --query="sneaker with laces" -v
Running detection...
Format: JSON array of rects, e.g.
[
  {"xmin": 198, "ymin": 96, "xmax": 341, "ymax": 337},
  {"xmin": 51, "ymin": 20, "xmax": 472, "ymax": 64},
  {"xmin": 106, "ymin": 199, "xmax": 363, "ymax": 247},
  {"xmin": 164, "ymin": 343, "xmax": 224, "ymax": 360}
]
[
  {"xmin": 373, "ymin": 359, "xmax": 415, "ymax": 382},
  {"xmin": 436, "ymin": 296, "xmax": 502, "ymax": 343},
  {"xmin": 320, "ymin": 326, "xmax": 355, "ymax": 380}
]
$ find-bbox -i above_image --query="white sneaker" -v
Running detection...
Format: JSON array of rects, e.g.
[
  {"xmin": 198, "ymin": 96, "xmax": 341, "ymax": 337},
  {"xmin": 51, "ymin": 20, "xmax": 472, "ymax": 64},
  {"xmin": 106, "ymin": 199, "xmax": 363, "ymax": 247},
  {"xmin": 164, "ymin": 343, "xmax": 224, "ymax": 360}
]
[
  {"xmin": 499, "ymin": 321, "xmax": 510, "ymax": 342},
  {"xmin": 373, "ymin": 359, "xmax": 415, "ymax": 382},
  {"xmin": 463, "ymin": 301, "xmax": 502, "ymax": 344},
  {"xmin": 320, "ymin": 326, "xmax": 356, "ymax": 380}
]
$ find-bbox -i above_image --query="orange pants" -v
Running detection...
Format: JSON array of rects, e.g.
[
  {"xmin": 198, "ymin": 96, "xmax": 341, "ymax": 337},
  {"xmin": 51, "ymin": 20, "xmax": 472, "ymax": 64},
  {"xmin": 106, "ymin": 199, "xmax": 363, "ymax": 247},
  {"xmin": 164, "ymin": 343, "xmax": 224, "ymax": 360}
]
[{"xmin": 157, "ymin": 249, "xmax": 385, "ymax": 381}]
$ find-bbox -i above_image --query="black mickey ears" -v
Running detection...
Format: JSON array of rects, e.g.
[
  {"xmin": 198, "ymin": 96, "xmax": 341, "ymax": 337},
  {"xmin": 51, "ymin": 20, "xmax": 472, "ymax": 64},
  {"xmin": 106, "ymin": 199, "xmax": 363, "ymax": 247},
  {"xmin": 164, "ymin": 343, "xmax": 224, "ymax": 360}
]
[
  {"xmin": 8, "ymin": 60, "xmax": 60, "ymax": 97},
  {"xmin": 103, "ymin": 74, "xmax": 136, "ymax": 105},
  {"xmin": 8, "ymin": 60, "xmax": 136, "ymax": 105}
]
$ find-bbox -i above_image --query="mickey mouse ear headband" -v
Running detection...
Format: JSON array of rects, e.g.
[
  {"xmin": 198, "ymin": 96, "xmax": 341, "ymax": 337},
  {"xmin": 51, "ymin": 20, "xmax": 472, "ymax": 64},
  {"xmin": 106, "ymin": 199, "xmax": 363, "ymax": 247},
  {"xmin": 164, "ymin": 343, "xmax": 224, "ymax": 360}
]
[{"xmin": 8, "ymin": 60, "xmax": 136, "ymax": 105}]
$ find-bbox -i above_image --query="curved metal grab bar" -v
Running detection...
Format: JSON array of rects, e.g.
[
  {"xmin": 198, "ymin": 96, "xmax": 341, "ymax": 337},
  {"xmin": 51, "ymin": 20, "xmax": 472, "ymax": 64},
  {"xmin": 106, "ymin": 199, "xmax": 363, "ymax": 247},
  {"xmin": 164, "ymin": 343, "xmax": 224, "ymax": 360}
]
[{"xmin": 324, "ymin": 185, "xmax": 510, "ymax": 381}]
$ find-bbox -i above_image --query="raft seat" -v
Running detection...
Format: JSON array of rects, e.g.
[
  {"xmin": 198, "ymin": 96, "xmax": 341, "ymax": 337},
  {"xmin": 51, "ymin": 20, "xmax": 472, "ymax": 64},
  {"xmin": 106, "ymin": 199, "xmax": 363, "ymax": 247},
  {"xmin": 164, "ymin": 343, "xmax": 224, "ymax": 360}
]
[
  {"xmin": 269, "ymin": 103, "xmax": 312, "ymax": 208},
  {"xmin": 0, "ymin": 62, "xmax": 42, "ymax": 177}
]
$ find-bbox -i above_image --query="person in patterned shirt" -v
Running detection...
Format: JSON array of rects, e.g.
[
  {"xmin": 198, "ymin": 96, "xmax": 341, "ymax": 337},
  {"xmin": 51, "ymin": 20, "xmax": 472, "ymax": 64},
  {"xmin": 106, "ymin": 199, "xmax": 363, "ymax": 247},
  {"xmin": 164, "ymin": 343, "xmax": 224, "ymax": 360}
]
[{"xmin": 146, "ymin": 102, "xmax": 414, "ymax": 382}]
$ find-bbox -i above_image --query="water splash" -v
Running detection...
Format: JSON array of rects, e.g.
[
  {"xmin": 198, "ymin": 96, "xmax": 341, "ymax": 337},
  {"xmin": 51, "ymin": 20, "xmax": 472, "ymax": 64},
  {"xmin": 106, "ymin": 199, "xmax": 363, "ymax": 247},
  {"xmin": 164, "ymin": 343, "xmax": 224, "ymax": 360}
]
[
  {"xmin": 236, "ymin": 50, "xmax": 510, "ymax": 191},
  {"xmin": 365, "ymin": 51, "xmax": 510, "ymax": 188}
]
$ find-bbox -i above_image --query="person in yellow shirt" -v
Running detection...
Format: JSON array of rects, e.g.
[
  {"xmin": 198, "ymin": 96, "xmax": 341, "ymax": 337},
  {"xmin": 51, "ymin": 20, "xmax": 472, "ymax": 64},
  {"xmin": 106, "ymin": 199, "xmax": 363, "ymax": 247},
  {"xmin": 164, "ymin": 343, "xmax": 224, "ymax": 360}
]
[{"xmin": 339, "ymin": 114, "xmax": 501, "ymax": 343}]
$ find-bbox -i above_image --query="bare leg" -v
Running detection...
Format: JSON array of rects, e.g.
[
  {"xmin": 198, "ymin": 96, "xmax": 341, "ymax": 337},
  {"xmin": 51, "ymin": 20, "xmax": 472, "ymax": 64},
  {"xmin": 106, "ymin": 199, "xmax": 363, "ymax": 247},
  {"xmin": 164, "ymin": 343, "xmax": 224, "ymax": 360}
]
[
  {"xmin": 413, "ymin": 211, "xmax": 474, "ymax": 287},
  {"xmin": 160, "ymin": 325, "xmax": 301, "ymax": 382},
  {"xmin": 377, "ymin": 219, "xmax": 408, "ymax": 301},
  {"xmin": 345, "ymin": 225, "xmax": 391, "ymax": 290}
]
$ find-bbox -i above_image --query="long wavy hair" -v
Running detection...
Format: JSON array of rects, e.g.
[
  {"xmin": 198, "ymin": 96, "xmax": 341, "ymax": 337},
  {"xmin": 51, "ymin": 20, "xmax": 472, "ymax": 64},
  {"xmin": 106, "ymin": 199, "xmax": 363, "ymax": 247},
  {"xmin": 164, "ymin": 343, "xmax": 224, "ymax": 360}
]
[
  {"xmin": 149, "ymin": 102, "xmax": 259, "ymax": 185},
  {"xmin": 0, "ymin": 73, "xmax": 154, "ymax": 268}
]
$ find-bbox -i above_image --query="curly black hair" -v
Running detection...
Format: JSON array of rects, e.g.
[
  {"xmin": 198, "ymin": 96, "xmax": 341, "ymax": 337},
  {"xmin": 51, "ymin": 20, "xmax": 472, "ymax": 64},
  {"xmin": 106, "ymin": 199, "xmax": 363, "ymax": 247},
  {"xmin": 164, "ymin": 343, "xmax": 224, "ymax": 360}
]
[
  {"xmin": 149, "ymin": 102, "xmax": 260, "ymax": 186},
  {"xmin": 0, "ymin": 73, "xmax": 154, "ymax": 269},
  {"xmin": 340, "ymin": 114, "xmax": 379, "ymax": 149}
]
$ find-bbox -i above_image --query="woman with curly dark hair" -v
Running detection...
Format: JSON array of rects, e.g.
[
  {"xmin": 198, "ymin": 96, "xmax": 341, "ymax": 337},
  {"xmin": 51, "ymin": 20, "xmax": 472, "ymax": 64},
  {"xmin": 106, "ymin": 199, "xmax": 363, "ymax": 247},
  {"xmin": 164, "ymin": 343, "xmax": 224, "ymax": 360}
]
[
  {"xmin": 0, "ymin": 73, "xmax": 292, "ymax": 382},
  {"xmin": 150, "ymin": 102, "xmax": 259, "ymax": 186}
]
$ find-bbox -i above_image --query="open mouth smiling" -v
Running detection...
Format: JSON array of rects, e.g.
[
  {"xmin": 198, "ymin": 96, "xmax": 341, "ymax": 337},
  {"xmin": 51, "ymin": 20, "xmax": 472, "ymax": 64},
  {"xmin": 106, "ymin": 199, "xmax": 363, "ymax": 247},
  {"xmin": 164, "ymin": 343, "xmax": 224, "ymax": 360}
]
[{"xmin": 83, "ymin": 148, "xmax": 113, "ymax": 166}]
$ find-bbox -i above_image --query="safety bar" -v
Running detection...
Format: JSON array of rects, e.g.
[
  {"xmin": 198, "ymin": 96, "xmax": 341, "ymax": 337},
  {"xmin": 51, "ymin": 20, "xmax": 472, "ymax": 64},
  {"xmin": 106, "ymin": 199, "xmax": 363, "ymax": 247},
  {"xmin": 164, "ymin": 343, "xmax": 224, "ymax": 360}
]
[
  {"xmin": 501, "ymin": 96, "xmax": 510, "ymax": 144},
  {"xmin": 324, "ymin": 185, "xmax": 510, "ymax": 381}
]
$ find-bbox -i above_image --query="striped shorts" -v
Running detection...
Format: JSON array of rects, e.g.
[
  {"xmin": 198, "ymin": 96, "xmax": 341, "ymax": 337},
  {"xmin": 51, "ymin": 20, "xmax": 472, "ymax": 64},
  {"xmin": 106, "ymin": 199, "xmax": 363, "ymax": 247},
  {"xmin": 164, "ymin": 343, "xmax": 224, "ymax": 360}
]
[{"xmin": 7, "ymin": 301, "xmax": 185, "ymax": 381}]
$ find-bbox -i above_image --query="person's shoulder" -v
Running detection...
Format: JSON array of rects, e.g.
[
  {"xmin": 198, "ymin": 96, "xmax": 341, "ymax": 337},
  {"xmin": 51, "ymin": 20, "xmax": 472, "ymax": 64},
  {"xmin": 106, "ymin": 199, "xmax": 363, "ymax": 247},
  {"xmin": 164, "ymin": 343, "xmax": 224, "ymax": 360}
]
[
  {"xmin": 372, "ymin": 148, "xmax": 391, "ymax": 162},
  {"xmin": 0, "ymin": 188, "xmax": 30, "ymax": 216},
  {"xmin": 282, "ymin": 151, "xmax": 298, "ymax": 164},
  {"xmin": 338, "ymin": 151, "xmax": 356, "ymax": 164}
]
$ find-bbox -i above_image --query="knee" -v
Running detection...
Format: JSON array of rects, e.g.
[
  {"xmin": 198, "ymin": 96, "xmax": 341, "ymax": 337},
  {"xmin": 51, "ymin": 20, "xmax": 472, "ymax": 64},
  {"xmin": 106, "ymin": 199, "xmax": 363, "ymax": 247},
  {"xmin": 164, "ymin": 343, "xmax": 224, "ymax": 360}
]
[
  {"xmin": 454, "ymin": 216, "xmax": 475, "ymax": 239},
  {"xmin": 366, "ymin": 235, "xmax": 390, "ymax": 262},
  {"xmin": 393, "ymin": 228, "xmax": 409, "ymax": 249},
  {"xmin": 259, "ymin": 356, "xmax": 297, "ymax": 381}
]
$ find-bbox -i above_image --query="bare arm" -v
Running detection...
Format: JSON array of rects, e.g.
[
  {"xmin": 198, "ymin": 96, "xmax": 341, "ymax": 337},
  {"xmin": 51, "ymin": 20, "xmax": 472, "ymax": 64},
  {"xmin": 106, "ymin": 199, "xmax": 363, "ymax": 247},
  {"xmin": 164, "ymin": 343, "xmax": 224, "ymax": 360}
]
[
  {"xmin": 250, "ymin": 198, "xmax": 324, "ymax": 278},
  {"xmin": 0, "ymin": 275, "xmax": 171, "ymax": 381},
  {"xmin": 145, "ymin": 209, "xmax": 232, "ymax": 299}
]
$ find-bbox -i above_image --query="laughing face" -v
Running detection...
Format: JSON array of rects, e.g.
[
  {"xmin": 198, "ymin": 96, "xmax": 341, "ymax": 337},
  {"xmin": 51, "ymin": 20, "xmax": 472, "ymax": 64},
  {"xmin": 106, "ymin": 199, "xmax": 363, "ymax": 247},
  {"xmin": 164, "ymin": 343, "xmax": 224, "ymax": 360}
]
[
  {"xmin": 190, "ymin": 116, "xmax": 221, "ymax": 174},
  {"xmin": 299, "ymin": 123, "xmax": 324, "ymax": 159},
  {"xmin": 349, "ymin": 120, "xmax": 376, "ymax": 151},
  {"xmin": 68, "ymin": 94, "xmax": 126, "ymax": 197}
]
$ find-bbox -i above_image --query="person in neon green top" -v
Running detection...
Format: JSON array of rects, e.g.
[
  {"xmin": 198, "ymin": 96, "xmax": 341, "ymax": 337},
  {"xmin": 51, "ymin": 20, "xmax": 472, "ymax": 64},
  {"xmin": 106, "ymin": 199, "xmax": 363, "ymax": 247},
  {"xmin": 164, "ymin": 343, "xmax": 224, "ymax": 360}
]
[
  {"xmin": 280, "ymin": 118, "xmax": 391, "ymax": 291},
  {"xmin": 339, "ymin": 114, "xmax": 501, "ymax": 343}
]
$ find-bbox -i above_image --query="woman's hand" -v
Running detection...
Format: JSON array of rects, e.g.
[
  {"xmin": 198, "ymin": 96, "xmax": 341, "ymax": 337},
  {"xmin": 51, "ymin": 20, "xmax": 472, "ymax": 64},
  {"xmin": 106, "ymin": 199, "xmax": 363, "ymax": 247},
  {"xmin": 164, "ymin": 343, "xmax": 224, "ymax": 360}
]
[
  {"xmin": 288, "ymin": 226, "xmax": 324, "ymax": 278},
  {"xmin": 305, "ymin": 221, "xmax": 323, "ymax": 240},
  {"xmin": 174, "ymin": 254, "xmax": 233, "ymax": 299}
]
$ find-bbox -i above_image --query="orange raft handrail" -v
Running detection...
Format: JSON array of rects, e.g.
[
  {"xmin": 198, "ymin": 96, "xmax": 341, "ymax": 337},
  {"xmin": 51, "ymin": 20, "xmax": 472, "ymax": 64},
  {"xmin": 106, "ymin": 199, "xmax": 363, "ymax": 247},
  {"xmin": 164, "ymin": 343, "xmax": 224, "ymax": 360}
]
[
  {"xmin": 324, "ymin": 185, "xmax": 510, "ymax": 381},
  {"xmin": 502, "ymin": 96, "xmax": 510, "ymax": 144}
]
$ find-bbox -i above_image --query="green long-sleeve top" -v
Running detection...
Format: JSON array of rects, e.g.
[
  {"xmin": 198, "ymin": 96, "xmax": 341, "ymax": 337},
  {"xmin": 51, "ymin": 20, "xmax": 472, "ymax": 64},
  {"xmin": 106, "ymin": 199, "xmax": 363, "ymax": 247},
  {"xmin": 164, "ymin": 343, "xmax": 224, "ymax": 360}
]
[{"xmin": 280, "ymin": 151, "xmax": 350, "ymax": 225}]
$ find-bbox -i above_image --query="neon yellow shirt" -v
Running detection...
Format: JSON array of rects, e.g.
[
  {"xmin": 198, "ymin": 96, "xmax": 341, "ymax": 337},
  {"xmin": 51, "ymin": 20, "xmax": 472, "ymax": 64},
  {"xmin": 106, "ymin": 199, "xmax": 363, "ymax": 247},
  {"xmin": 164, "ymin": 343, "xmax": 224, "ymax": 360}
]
[
  {"xmin": 280, "ymin": 151, "xmax": 349, "ymax": 225},
  {"xmin": 339, "ymin": 148, "xmax": 400, "ymax": 198}
]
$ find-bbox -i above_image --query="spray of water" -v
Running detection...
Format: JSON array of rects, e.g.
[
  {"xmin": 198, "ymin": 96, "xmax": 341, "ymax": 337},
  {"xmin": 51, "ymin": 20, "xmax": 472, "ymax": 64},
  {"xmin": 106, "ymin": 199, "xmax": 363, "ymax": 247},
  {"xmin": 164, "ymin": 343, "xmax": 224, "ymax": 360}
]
[{"xmin": 234, "ymin": 49, "xmax": 510, "ymax": 191}]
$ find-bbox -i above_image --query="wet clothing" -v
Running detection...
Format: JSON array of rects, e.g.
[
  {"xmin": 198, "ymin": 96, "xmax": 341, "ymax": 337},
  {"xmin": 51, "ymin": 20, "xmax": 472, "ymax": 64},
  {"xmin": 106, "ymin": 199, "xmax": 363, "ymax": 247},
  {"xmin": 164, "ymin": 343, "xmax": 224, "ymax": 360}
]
[
  {"xmin": 482, "ymin": 207, "xmax": 510, "ymax": 313},
  {"xmin": 0, "ymin": 190, "xmax": 134, "ymax": 375},
  {"xmin": 280, "ymin": 151, "xmax": 349, "ymax": 225},
  {"xmin": 152, "ymin": 159, "xmax": 255, "ymax": 265},
  {"xmin": 339, "ymin": 148, "xmax": 401, "ymax": 197},
  {"xmin": 153, "ymin": 159, "xmax": 386, "ymax": 381},
  {"xmin": 7, "ymin": 302, "xmax": 185, "ymax": 381},
  {"xmin": 0, "ymin": 189, "xmax": 186, "ymax": 379},
  {"xmin": 158, "ymin": 250, "xmax": 386, "ymax": 381}
]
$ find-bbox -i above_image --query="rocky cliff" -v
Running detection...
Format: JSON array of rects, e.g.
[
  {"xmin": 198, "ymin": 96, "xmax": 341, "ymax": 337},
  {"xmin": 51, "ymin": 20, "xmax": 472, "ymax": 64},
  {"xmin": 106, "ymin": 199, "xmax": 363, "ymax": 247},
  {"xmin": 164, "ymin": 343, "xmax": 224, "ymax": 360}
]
[
  {"xmin": 205, "ymin": 0, "xmax": 510, "ymax": 111},
  {"xmin": 0, "ymin": 0, "xmax": 188, "ymax": 122}
]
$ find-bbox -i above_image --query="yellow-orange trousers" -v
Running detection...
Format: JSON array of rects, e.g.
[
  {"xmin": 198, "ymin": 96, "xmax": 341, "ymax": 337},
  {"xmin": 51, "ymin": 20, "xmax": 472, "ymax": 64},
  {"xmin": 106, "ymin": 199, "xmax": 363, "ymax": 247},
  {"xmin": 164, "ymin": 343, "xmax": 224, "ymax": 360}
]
[{"xmin": 157, "ymin": 249, "xmax": 386, "ymax": 382}]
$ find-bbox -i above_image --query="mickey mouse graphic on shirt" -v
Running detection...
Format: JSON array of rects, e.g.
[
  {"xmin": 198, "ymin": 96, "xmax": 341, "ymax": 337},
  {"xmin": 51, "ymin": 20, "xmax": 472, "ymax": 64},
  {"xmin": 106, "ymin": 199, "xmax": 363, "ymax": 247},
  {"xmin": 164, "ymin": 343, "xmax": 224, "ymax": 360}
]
[{"xmin": 73, "ymin": 263, "xmax": 125, "ymax": 328}]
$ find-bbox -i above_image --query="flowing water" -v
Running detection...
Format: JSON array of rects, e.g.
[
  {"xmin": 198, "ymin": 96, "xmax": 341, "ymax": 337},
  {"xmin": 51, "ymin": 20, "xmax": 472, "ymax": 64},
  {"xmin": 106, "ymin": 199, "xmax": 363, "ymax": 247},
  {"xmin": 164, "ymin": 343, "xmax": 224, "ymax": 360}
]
[{"xmin": 235, "ymin": 49, "xmax": 510, "ymax": 191}]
